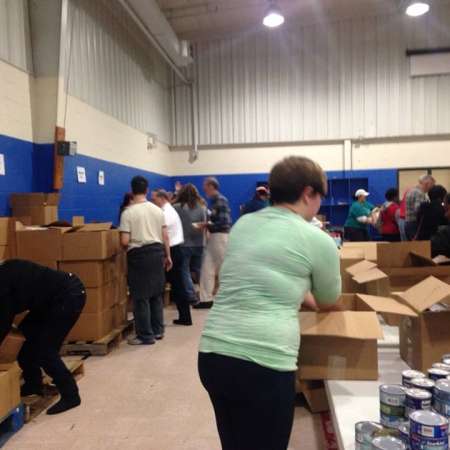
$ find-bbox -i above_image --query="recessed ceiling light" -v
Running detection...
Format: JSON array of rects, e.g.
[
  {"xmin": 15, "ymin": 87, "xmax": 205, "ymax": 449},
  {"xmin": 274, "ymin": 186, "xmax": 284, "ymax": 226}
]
[
  {"xmin": 406, "ymin": 1, "xmax": 430, "ymax": 17},
  {"xmin": 263, "ymin": 3, "xmax": 285, "ymax": 28}
]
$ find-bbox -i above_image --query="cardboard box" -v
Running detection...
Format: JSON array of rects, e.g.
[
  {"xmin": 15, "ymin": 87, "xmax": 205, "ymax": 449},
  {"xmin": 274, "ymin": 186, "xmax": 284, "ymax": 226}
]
[
  {"xmin": 72, "ymin": 216, "xmax": 85, "ymax": 226},
  {"xmin": 345, "ymin": 260, "xmax": 390, "ymax": 296},
  {"xmin": 299, "ymin": 294, "xmax": 384, "ymax": 380},
  {"xmin": 59, "ymin": 260, "xmax": 115, "ymax": 288},
  {"xmin": 296, "ymin": 379, "xmax": 329, "ymax": 413},
  {"xmin": 113, "ymin": 301, "xmax": 128, "ymax": 328},
  {"xmin": 16, "ymin": 227, "xmax": 66, "ymax": 262},
  {"xmin": 0, "ymin": 332, "xmax": 25, "ymax": 363},
  {"xmin": 66, "ymin": 308, "xmax": 114, "ymax": 342},
  {"xmin": 12, "ymin": 205, "xmax": 58, "ymax": 226},
  {"xmin": 0, "ymin": 245, "xmax": 9, "ymax": 260},
  {"xmin": 393, "ymin": 277, "xmax": 450, "ymax": 372},
  {"xmin": 62, "ymin": 223, "xmax": 115, "ymax": 261},
  {"xmin": 117, "ymin": 276, "xmax": 128, "ymax": 304},
  {"xmin": 10, "ymin": 193, "xmax": 60, "ymax": 208},
  {"xmin": 340, "ymin": 248, "xmax": 365, "ymax": 292},
  {"xmin": 0, "ymin": 363, "xmax": 21, "ymax": 419},
  {"xmin": 111, "ymin": 229, "xmax": 121, "ymax": 255},
  {"xmin": 342, "ymin": 242, "xmax": 387, "ymax": 262},
  {"xmin": 0, "ymin": 217, "xmax": 19, "ymax": 258},
  {"xmin": 84, "ymin": 283, "xmax": 116, "ymax": 313}
]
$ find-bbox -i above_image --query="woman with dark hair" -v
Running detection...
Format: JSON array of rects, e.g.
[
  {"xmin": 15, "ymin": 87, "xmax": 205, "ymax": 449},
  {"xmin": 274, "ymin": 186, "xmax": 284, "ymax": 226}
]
[
  {"xmin": 173, "ymin": 184, "xmax": 207, "ymax": 323},
  {"xmin": 198, "ymin": 156, "xmax": 341, "ymax": 450},
  {"xmin": 379, "ymin": 188, "xmax": 401, "ymax": 242},
  {"xmin": 416, "ymin": 185, "xmax": 448, "ymax": 240},
  {"xmin": 119, "ymin": 192, "xmax": 134, "ymax": 222}
]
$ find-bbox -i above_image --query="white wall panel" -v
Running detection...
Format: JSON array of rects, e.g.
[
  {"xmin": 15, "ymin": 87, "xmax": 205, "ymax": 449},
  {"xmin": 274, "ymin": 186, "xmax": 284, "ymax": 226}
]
[
  {"xmin": 66, "ymin": 0, "xmax": 173, "ymax": 144},
  {"xmin": 0, "ymin": 0, "xmax": 32, "ymax": 72},
  {"xmin": 174, "ymin": 4, "xmax": 450, "ymax": 146}
]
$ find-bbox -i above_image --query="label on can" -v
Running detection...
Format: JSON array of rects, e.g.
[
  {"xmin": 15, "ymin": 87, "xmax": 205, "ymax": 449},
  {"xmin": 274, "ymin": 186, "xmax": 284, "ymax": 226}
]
[
  {"xmin": 381, "ymin": 411, "xmax": 405, "ymax": 429},
  {"xmin": 434, "ymin": 399, "xmax": 450, "ymax": 418},
  {"xmin": 410, "ymin": 434, "xmax": 448, "ymax": 450}
]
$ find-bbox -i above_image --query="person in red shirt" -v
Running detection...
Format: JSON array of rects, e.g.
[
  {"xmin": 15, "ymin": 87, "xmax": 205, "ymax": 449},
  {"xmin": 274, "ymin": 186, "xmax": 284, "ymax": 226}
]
[
  {"xmin": 380, "ymin": 188, "xmax": 401, "ymax": 242},
  {"xmin": 398, "ymin": 188, "xmax": 411, "ymax": 241}
]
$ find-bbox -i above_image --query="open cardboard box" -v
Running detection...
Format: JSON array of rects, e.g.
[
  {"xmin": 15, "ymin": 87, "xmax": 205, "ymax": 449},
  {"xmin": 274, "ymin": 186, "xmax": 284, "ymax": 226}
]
[
  {"xmin": 298, "ymin": 294, "xmax": 385, "ymax": 381},
  {"xmin": 11, "ymin": 193, "xmax": 60, "ymax": 226},
  {"xmin": 341, "ymin": 242, "xmax": 388, "ymax": 262},
  {"xmin": 340, "ymin": 248, "xmax": 365, "ymax": 292},
  {"xmin": 344, "ymin": 260, "xmax": 390, "ymax": 296},
  {"xmin": 0, "ymin": 363, "xmax": 21, "ymax": 419},
  {"xmin": 296, "ymin": 379, "xmax": 329, "ymax": 413},
  {"xmin": 0, "ymin": 331, "xmax": 25, "ymax": 364}
]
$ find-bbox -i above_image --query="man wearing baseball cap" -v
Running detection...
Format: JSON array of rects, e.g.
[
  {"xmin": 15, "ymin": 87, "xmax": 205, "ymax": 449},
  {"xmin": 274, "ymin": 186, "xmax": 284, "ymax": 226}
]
[
  {"xmin": 344, "ymin": 189, "xmax": 375, "ymax": 241},
  {"xmin": 241, "ymin": 186, "xmax": 270, "ymax": 216}
]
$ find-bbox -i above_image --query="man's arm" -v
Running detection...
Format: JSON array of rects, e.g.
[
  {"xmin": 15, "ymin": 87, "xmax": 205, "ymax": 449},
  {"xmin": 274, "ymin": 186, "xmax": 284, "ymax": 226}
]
[{"xmin": 162, "ymin": 226, "xmax": 173, "ymax": 271}]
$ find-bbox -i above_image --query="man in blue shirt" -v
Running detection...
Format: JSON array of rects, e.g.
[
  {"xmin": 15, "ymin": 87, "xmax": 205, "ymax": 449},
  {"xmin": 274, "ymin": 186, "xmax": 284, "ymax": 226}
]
[{"xmin": 241, "ymin": 186, "xmax": 270, "ymax": 215}]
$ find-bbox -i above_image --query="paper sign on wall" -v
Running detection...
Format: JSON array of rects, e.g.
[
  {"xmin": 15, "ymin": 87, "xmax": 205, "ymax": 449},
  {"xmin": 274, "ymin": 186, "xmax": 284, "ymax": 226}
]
[
  {"xmin": 98, "ymin": 170, "xmax": 105, "ymax": 186},
  {"xmin": 77, "ymin": 166, "xmax": 87, "ymax": 183},
  {"xmin": 0, "ymin": 154, "xmax": 5, "ymax": 176}
]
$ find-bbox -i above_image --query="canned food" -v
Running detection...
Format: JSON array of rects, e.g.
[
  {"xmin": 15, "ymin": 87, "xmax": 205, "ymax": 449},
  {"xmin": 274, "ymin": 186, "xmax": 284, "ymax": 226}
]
[
  {"xmin": 433, "ymin": 363, "xmax": 450, "ymax": 373},
  {"xmin": 403, "ymin": 370, "xmax": 426, "ymax": 388},
  {"xmin": 371, "ymin": 436, "xmax": 406, "ymax": 449},
  {"xmin": 410, "ymin": 378, "xmax": 435, "ymax": 394},
  {"xmin": 410, "ymin": 433, "xmax": 448, "ymax": 450},
  {"xmin": 428, "ymin": 368, "xmax": 450, "ymax": 382},
  {"xmin": 405, "ymin": 388, "xmax": 432, "ymax": 418},
  {"xmin": 434, "ymin": 379, "xmax": 450, "ymax": 418},
  {"xmin": 441, "ymin": 354, "xmax": 450, "ymax": 363},
  {"xmin": 410, "ymin": 410, "xmax": 448, "ymax": 439},
  {"xmin": 381, "ymin": 385, "xmax": 407, "ymax": 406},
  {"xmin": 356, "ymin": 421, "xmax": 384, "ymax": 449}
]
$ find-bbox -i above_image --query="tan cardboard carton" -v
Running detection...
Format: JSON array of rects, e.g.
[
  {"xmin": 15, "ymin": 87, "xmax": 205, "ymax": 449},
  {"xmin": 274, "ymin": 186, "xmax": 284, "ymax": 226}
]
[
  {"xmin": 296, "ymin": 379, "xmax": 329, "ymax": 413},
  {"xmin": 0, "ymin": 245, "xmax": 9, "ymax": 260},
  {"xmin": 342, "ymin": 242, "xmax": 387, "ymax": 262},
  {"xmin": 0, "ymin": 217, "xmax": 19, "ymax": 258},
  {"xmin": 11, "ymin": 192, "xmax": 60, "ymax": 226},
  {"xmin": 59, "ymin": 260, "xmax": 115, "ymax": 288},
  {"xmin": 299, "ymin": 294, "xmax": 384, "ymax": 380},
  {"xmin": 345, "ymin": 260, "xmax": 390, "ymax": 296},
  {"xmin": 72, "ymin": 216, "xmax": 85, "ymax": 226},
  {"xmin": 16, "ymin": 226, "xmax": 67, "ymax": 262},
  {"xmin": 84, "ymin": 283, "xmax": 116, "ymax": 314},
  {"xmin": 66, "ymin": 308, "xmax": 114, "ymax": 342},
  {"xmin": 10, "ymin": 193, "xmax": 60, "ymax": 208},
  {"xmin": 0, "ymin": 363, "xmax": 21, "ymax": 418},
  {"xmin": 62, "ymin": 223, "xmax": 115, "ymax": 261},
  {"xmin": 117, "ymin": 276, "xmax": 128, "ymax": 304},
  {"xmin": 0, "ymin": 331, "xmax": 25, "ymax": 363},
  {"xmin": 340, "ymin": 248, "xmax": 365, "ymax": 292}
]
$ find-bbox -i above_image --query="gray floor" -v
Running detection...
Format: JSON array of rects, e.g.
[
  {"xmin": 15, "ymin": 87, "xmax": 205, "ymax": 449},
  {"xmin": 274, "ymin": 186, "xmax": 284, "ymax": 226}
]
[{"xmin": 5, "ymin": 308, "xmax": 323, "ymax": 450}]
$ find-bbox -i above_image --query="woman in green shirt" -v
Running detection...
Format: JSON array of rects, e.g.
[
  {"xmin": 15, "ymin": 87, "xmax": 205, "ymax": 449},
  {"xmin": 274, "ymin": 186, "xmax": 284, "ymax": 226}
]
[
  {"xmin": 344, "ymin": 189, "xmax": 375, "ymax": 242},
  {"xmin": 198, "ymin": 156, "xmax": 341, "ymax": 450}
]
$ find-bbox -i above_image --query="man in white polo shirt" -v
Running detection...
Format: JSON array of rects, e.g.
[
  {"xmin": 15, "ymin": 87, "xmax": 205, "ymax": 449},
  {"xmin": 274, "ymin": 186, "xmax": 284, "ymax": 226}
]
[{"xmin": 152, "ymin": 190, "xmax": 193, "ymax": 326}]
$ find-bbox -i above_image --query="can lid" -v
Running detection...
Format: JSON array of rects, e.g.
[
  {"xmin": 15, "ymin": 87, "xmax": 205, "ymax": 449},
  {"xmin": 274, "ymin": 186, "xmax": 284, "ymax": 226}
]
[
  {"xmin": 402, "ymin": 369, "xmax": 425, "ymax": 378},
  {"xmin": 355, "ymin": 421, "xmax": 383, "ymax": 434},
  {"xmin": 371, "ymin": 436, "xmax": 406, "ymax": 449},
  {"xmin": 411, "ymin": 377, "xmax": 435, "ymax": 388},
  {"xmin": 410, "ymin": 410, "xmax": 449, "ymax": 427},
  {"xmin": 429, "ymin": 368, "xmax": 449, "ymax": 376},
  {"xmin": 380, "ymin": 384, "xmax": 406, "ymax": 395},
  {"xmin": 432, "ymin": 363, "xmax": 450, "ymax": 372},
  {"xmin": 405, "ymin": 388, "xmax": 432, "ymax": 400}
]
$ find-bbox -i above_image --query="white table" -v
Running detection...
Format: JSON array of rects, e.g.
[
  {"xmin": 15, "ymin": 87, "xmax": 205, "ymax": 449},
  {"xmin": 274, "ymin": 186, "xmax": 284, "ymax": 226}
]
[{"xmin": 326, "ymin": 327, "xmax": 407, "ymax": 450}]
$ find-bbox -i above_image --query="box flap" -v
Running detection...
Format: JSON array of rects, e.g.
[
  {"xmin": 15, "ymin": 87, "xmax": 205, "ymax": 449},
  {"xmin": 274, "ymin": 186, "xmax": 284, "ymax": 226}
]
[
  {"xmin": 352, "ymin": 268, "xmax": 388, "ymax": 285},
  {"xmin": 410, "ymin": 252, "xmax": 436, "ymax": 267},
  {"xmin": 356, "ymin": 294, "xmax": 417, "ymax": 317},
  {"xmin": 340, "ymin": 248, "xmax": 365, "ymax": 260},
  {"xmin": 342, "ymin": 242, "xmax": 380, "ymax": 261},
  {"xmin": 433, "ymin": 255, "xmax": 450, "ymax": 265},
  {"xmin": 300, "ymin": 311, "xmax": 383, "ymax": 340},
  {"xmin": 397, "ymin": 276, "xmax": 450, "ymax": 313},
  {"xmin": 377, "ymin": 241, "xmax": 431, "ymax": 268},
  {"xmin": 345, "ymin": 260, "xmax": 377, "ymax": 277},
  {"xmin": 72, "ymin": 216, "xmax": 85, "ymax": 226},
  {"xmin": 70, "ymin": 223, "xmax": 112, "ymax": 232}
]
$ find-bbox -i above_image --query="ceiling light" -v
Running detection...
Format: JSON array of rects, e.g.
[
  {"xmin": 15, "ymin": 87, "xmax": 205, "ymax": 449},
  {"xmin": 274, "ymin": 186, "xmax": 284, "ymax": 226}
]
[
  {"xmin": 405, "ymin": 1, "xmax": 430, "ymax": 17},
  {"xmin": 263, "ymin": 3, "xmax": 285, "ymax": 28}
]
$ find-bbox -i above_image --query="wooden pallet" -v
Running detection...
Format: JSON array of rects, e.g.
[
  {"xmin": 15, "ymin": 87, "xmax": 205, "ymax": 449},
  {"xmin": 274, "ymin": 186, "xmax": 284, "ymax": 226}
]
[
  {"xmin": 60, "ymin": 321, "xmax": 134, "ymax": 356},
  {"xmin": 0, "ymin": 405, "xmax": 25, "ymax": 447},
  {"xmin": 23, "ymin": 356, "xmax": 85, "ymax": 423}
]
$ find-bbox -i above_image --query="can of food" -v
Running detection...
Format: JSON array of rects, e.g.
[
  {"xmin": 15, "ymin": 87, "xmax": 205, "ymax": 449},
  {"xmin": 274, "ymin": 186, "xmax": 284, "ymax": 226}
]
[
  {"xmin": 409, "ymin": 411, "xmax": 448, "ymax": 440},
  {"xmin": 410, "ymin": 378, "xmax": 435, "ymax": 394},
  {"xmin": 428, "ymin": 368, "xmax": 450, "ymax": 382},
  {"xmin": 371, "ymin": 436, "xmax": 406, "ymax": 449},
  {"xmin": 398, "ymin": 423, "xmax": 410, "ymax": 450},
  {"xmin": 433, "ymin": 363, "xmax": 450, "ymax": 373},
  {"xmin": 434, "ymin": 379, "xmax": 450, "ymax": 419},
  {"xmin": 405, "ymin": 388, "xmax": 432, "ymax": 418},
  {"xmin": 356, "ymin": 421, "xmax": 384, "ymax": 449},
  {"xmin": 442, "ymin": 354, "xmax": 450, "ymax": 364},
  {"xmin": 380, "ymin": 385, "xmax": 407, "ymax": 429},
  {"xmin": 403, "ymin": 370, "xmax": 426, "ymax": 388}
]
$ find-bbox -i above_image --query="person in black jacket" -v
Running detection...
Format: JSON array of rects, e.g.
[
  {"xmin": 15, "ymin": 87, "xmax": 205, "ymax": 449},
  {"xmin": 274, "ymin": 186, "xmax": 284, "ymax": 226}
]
[
  {"xmin": 416, "ymin": 185, "xmax": 447, "ymax": 240},
  {"xmin": 0, "ymin": 260, "xmax": 86, "ymax": 415}
]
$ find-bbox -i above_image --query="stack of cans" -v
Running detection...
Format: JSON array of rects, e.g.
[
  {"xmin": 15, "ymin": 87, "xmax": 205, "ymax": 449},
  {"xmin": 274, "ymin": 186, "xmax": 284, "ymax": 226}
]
[
  {"xmin": 434, "ymin": 379, "xmax": 450, "ymax": 420},
  {"xmin": 380, "ymin": 385, "xmax": 407, "ymax": 429},
  {"xmin": 404, "ymin": 388, "xmax": 432, "ymax": 418},
  {"xmin": 402, "ymin": 370, "xmax": 426, "ymax": 388},
  {"xmin": 355, "ymin": 421, "xmax": 383, "ymax": 449}
]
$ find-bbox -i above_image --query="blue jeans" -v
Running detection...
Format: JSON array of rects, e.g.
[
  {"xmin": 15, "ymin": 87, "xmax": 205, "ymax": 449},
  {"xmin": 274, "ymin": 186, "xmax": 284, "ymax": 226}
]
[{"xmin": 181, "ymin": 247, "xmax": 204, "ymax": 302}]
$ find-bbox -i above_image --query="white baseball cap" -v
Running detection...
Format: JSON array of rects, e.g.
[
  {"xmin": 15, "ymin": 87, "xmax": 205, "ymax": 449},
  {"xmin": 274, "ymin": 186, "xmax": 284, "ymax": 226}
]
[{"xmin": 355, "ymin": 189, "xmax": 370, "ymax": 197}]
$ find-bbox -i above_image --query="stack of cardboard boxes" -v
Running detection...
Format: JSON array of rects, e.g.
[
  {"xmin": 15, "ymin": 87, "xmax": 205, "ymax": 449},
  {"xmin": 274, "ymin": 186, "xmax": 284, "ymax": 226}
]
[
  {"xmin": 15, "ymin": 223, "xmax": 128, "ymax": 342},
  {"xmin": 10, "ymin": 193, "xmax": 59, "ymax": 226}
]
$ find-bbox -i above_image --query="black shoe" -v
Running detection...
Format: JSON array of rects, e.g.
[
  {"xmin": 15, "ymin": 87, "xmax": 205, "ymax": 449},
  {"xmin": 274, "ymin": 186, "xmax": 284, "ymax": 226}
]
[
  {"xmin": 21, "ymin": 384, "xmax": 43, "ymax": 397},
  {"xmin": 46, "ymin": 395, "xmax": 81, "ymax": 415},
  {"xmin": 173, "ymin": 319, "xmax": 193, "ymax": 326},
  {"xmin": 155, "ymin": 334, "xmax": 164, "ymax": 340},
  {"xmin": 193, "ymin": 301, "xmax": 213, "ymax": 309}
]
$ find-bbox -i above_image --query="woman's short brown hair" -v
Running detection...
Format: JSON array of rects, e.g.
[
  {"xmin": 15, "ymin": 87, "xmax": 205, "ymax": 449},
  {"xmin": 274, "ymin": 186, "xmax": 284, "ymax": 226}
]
[{"xmin": 269, "ymin": 156, "xmax": 327, "ymax": 204}]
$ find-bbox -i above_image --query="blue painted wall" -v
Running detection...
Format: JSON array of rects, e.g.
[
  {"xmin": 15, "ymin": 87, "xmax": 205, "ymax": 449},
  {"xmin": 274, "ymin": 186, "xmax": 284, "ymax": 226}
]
[
  {"xmin": 176, "ymin": 169, "xmax": 398, "ymax": 225},
  {"xmin": 0, "ymin": 132, "xmax": 399, "ymax": 227}
]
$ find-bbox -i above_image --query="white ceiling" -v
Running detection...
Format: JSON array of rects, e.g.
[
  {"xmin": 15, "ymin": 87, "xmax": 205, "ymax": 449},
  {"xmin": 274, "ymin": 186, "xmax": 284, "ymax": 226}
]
[{"xmin": 156, "ymin": 0, "xmax": 405, "ymax": 41}]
